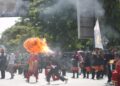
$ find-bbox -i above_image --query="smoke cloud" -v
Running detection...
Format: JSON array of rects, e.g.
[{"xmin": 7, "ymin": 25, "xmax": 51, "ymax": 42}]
[
  {"xmin": 0, "ymin": 0, "xmax": 104, "ymax": 17},
  {"xmin": 0, "ymin": 0, "xmax": 29, "ymax": 17},
  {"xmin": 102, "ymin": 25, "xmax": 120, "ymax": 40},
  {"xmin": 0, "ymin": 0, "xmax": 16, "ymax": 16},
  {"xmin": 43, "ymin": 0, "xmax": 104, "ymax": 17}
]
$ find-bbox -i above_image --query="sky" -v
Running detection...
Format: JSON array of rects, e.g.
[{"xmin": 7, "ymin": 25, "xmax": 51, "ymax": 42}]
[{"xmin": 0, "ymin": 17, "xmax": 19, "ymax": 38}]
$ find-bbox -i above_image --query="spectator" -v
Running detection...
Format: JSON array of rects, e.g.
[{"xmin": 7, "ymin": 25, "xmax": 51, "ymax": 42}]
[
  {"xmin": 0, "ymin": 49, "xmax": 7, "ymax": 79},
  {"xmin": 7, "ymin": 53, "xmax": 16, "ymax": 79}
]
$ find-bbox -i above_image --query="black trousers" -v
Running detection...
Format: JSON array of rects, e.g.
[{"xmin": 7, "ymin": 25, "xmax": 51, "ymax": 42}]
[
  {"xmin": 83, "ymin": 68, "xmax": 89, "ymax": 78},
  {"xmin": 72, "ymin": 71, "xmax": 79, "ymax": 78},
  {"xmin": 46, "ymin": 68, "xmax": 66, "ymax": 82},
  {"xmin": 1, "ymin": 70, "xmax": 5, "ymax": 79},
  {"xmin": 91, "ymin": 69, "xmax": 95, "ymax": 79},
  {"xmin": 62, "ymin": 69, "xmax": 66, "ymax": 76},
  {"xmin": 107, "ymin": 66, "xmax": 112, "ymax": 82},
  {"xmin": 91, "ymin": 69, "xmax": 101, "ymax": 79}
]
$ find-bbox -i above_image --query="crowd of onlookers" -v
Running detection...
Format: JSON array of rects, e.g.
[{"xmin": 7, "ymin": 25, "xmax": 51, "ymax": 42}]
[
  {"xmin": 0, "ymin": 48, "xmax": 120, "ymax": 85},
  {"xmin": 70, "ymin": 48, "xmax": 120, "ymax": 86}
]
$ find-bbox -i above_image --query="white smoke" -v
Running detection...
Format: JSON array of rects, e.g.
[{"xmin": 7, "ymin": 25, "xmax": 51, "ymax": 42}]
[
  {"xmin": 102, "ymin": 25, "xmax": 120, "ymax": 39},
  {"xmin": 0, "ymin": 0, "xmax": 16, "ymax": 16},
  {"xmin": 0, "ymin": 0, "xmax": 29, "ymax": 17},
  {"xmin": 43, "ymin": 0, "xmax": 70, "ymax": 14},
  {"xmin": 43, "ymin": 0, "xmax": 104, "ymax": 17},
  {"xmin": 13, "ymin": 0, "xmax": 29, "ymax": 16}
]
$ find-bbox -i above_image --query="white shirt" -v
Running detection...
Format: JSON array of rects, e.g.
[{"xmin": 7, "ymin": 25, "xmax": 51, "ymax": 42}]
[{"xmin": 8, "ymin": 53, "xmax": 16, "ymax": 64}]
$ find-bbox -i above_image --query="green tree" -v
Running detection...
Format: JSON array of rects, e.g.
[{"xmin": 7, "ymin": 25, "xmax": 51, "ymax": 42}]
[
  {"xmin": 1, "ymin": 0, "xmax": 95, "ymax": 51},
  {"xmin": 1, "ymin": 25, "xmax": 36, "ymax": 52},
  {"xmin": 102, "ymin": 0, "xmax": 120, "ymax": 47},
  {"xmin": 20, "ymin": 0, "xmax": 93, "ymax": 51}
]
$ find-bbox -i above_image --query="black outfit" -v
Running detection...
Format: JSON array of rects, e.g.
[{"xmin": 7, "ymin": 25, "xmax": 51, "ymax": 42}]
[
  {"xmin": 104, "ymin": 53, "xmax": 114, "ymax": 82},
  {"xmin": 61, "ymin": 66, "xmax": 66, "ymax": 76},
  {"xmin": 60, "ymin": 56, "xmax": 67, "ymax": 76},
  {"xmin": 46, "ymin": 61, "xmax": 67, "ymax": 83},
  {"xmin": 83, "ymin": 53, "xmax": 91, "ymax": 78},
  {"xmin": 91, "ymin": 54, "xmax": 100, "ymax": 79},
  {"xmin": 96, "ymin": 56, "xmax": 105, "ymax": 79},
  {"xmin": 0, "ymin": 53, "xmax": 7, "ymax": 79}
]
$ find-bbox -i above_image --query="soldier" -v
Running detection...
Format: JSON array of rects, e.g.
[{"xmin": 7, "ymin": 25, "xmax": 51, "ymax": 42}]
[
  {"xmin": 83, "ymin": 52, "xmax": 91, "ymax": 78},
  {"xmin": 91, "ymin": 49, "xmax": 102, "ymax": 79},
  {"xmin": 72, "ymin": 51, "xmax": 83, "ymax": 78},
  {"xmin": 104, "ymin": 49, "xmax": 115, "ymax": 83}
]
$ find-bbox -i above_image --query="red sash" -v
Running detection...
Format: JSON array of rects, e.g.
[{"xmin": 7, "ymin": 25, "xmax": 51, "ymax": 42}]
[
  {"xmin": 71, "ymin": 67, "xmax": 79, "ymax": 72},
  {"xmin": 85, "ymin": 67, "xmax": 91, "ymax": 72}
]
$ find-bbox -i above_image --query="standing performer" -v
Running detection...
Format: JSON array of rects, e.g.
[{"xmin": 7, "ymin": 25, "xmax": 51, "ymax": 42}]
[
  {"xmin": 104, "ymin": 49, "xmax": 115, "ymax": 83},
  {"xmin": 26, "ymin": 54, "xmax": 39, "ymax": 82},
  {"xmin": 72, "ymin": 51, "xmax": 83, "ymax": 78},
  {"xmin": 83, "ymin": 52, "xmax": 91, "ymax": 78},
  {"xmin": 91, "ymin": 49, "xmax": 101, "ymax": 79},
  {"xmin": 98, "ymin": 52, "xmax": 105, "ymax": 79}
]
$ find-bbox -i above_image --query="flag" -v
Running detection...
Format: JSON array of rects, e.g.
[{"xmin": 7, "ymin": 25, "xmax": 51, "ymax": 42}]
[{"xmin": 94, "ymin": 19, "xmax": 103, "ymax": 49}]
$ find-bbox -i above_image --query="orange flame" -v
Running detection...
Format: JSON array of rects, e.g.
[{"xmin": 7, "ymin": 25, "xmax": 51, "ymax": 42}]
[{"xmin": 23, "ymin": 37, "xmax": 53, "ymax": 54}]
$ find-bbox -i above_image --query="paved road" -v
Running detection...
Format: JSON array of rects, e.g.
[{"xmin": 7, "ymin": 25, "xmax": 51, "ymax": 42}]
[{"xmin": 0, "ymin": 71, "xmax": 110, "ymax": 86}]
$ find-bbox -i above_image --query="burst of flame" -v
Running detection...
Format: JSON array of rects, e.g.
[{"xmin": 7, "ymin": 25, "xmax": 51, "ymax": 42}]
[
  {"xmin": 41, "ymin": 38, "xmax": 54, "ymax": 54},
  {"xmin": 23, "ymin": 37, "xmax": 54, "ymax": 54}
]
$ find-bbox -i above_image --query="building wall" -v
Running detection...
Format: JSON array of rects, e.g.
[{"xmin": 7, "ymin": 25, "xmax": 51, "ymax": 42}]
[{"xmin": 79, "ymin": 16, "xmax": 96, "ymax": 39}]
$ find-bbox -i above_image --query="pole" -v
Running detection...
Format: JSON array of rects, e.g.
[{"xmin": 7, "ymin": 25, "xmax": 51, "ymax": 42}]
[{"xmin": 76, "ymin": 0, "xmax": 80, "ymax": 39}]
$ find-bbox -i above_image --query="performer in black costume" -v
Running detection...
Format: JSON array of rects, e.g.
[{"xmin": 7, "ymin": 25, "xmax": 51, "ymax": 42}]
[{"xmin": 46, "ymin": 60, "xmax": 68, "ymax": 84}]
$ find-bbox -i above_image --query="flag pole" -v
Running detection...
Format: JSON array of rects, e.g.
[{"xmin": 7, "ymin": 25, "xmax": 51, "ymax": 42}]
[{"xmin": 76, "ymin": 0, "xmax": 80, "ymax": 39}]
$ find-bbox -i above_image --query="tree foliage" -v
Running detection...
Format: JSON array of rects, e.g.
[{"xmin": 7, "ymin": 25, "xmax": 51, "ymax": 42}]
[
  {"xmin": 102, "ymin": 0, "xmax": 120, "ymax": 47},
  {"xmin": 1, "ymin": 0, "xmax": 120, "ymax": 52},
  {"xmin": 21, "ymin": 0, "xmax": 92, "ymax": 51},
  {"xmin": 1, "ymin": 25, "xmax": 36, "ymax": 52}
]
